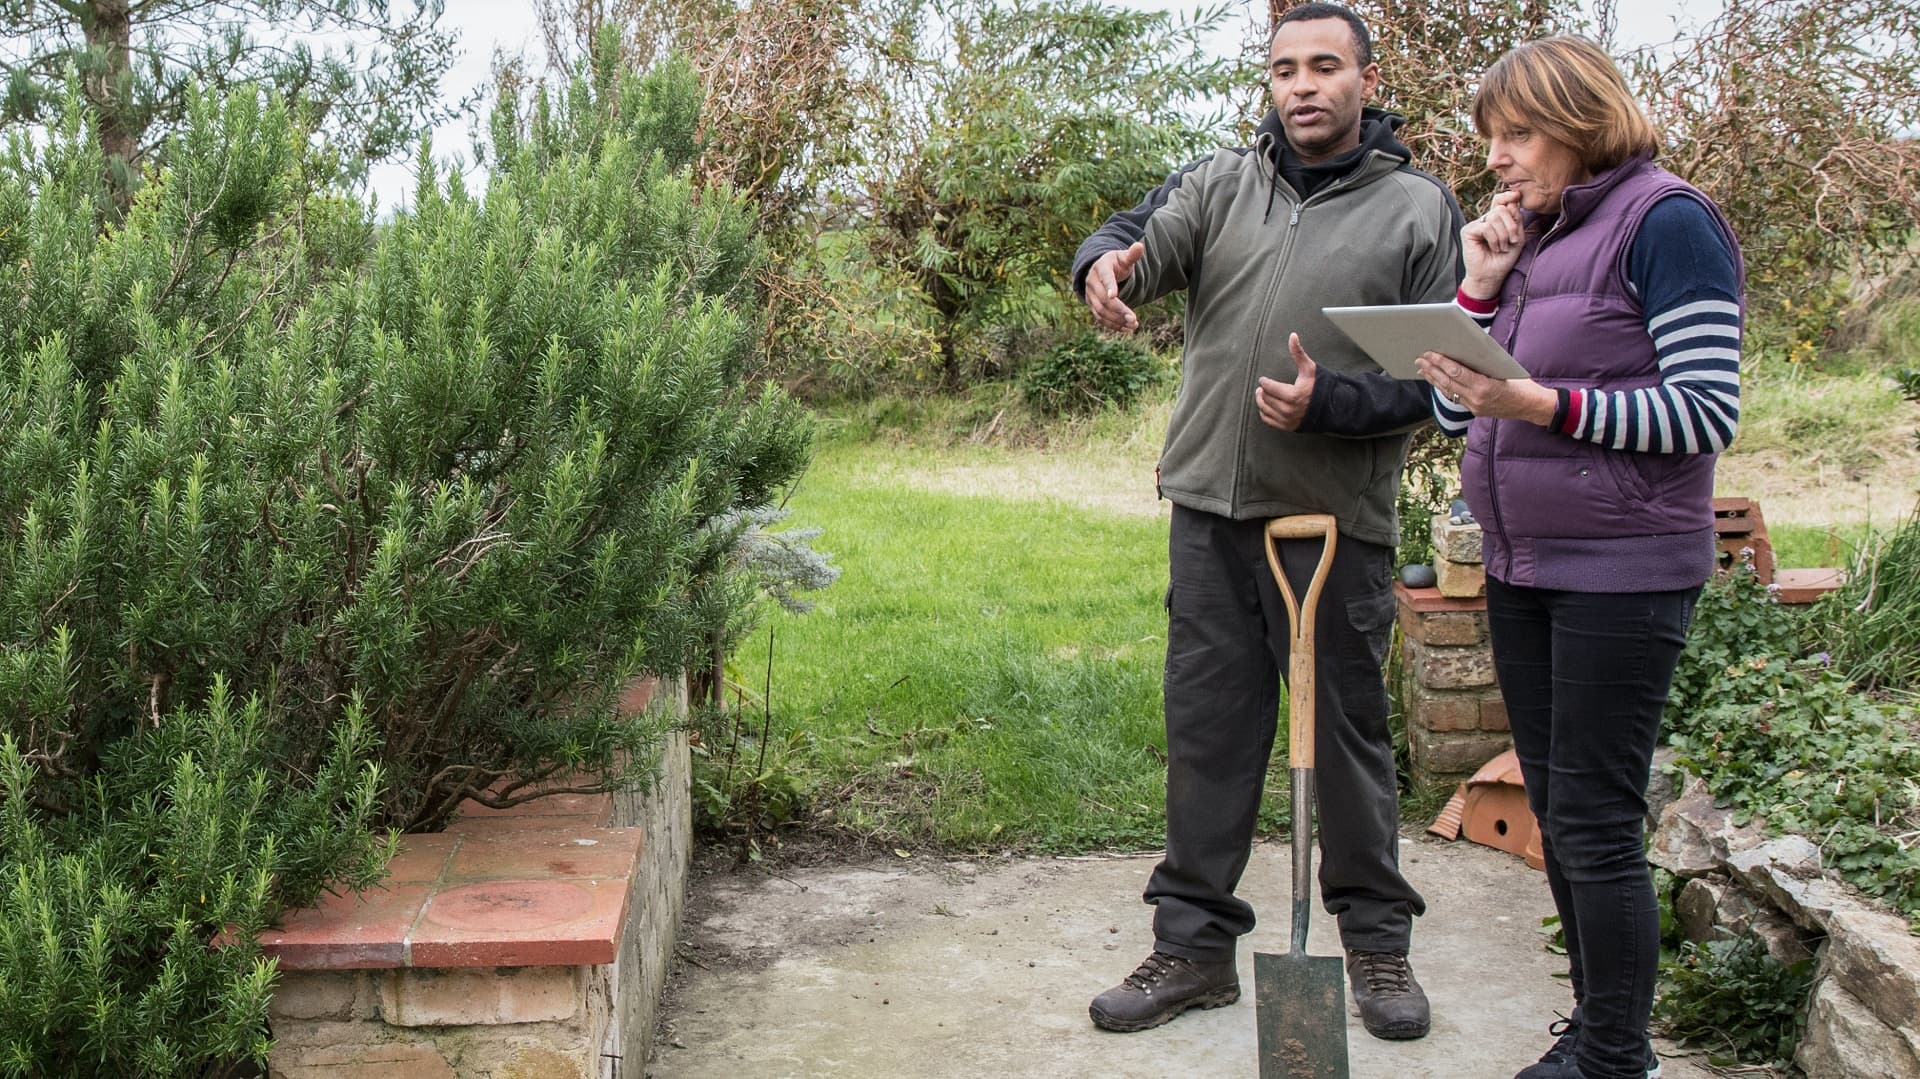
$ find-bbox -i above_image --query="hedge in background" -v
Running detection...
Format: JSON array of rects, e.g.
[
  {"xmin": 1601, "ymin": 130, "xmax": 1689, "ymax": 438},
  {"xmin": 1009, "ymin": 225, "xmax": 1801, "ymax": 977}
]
[{"xmin": 1020, "ymin": 332, "xmax": 1166, "ymax": 416}]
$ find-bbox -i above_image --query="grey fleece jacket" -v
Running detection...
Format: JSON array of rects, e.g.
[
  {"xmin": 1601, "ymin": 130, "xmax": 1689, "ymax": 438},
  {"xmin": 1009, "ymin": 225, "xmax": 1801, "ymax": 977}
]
[{"xmin": 1072, "ymin": 108, "xmax": 1463, "ymax": 547}]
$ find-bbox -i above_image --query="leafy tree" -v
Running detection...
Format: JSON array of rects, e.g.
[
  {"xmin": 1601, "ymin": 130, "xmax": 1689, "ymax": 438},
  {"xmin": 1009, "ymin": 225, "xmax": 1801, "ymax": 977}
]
[
  {"xmin": 1278, "ymin": 0, "xmax": 1920, "ymax": 363},
  {"xmin": 1626, "ymin": 0, "xmax": 1920, "ymax": 361},
  {"xmin": 527, "ymin": 0, "xmax": 1243, "ymax": 394},
  {"xmin": 525, "ymin": 0, "xmax": 935, "ymax": 395},
  {"xmin": 529, "ymin": 0, "xmax": 902, "ymax": 227},
  {"xmin": 0, "ymin": 0, "xmax": 463, "ymax": 204},
  {"xmin": 864, "ymin": 0, "xmax": 1239, "ymax": 386}
]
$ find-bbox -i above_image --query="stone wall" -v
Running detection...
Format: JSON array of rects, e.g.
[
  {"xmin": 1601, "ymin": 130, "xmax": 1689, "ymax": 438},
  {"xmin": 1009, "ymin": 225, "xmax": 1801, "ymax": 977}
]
[
  {"xmin": 1397, "ymin": 504, "xmax": 1841, "ymax": 793},
  {"xmin": 1399, "ymin": 514, "xmax": 1510, "ymax": 789},
  {"xmin": 264, "ymin": 677, "xmax": 693, "ymax": 1079},
  {"xmin": 270, "ymin": 966, "xmax": 615, "ymax": 1078},
  {"xmin": 1650, "ymin": 764, "xmax": 1920, "ymax": 1076},
  {"xmin": 607, "ymin": 679, "xmax": 694, "ymax": 1072}
]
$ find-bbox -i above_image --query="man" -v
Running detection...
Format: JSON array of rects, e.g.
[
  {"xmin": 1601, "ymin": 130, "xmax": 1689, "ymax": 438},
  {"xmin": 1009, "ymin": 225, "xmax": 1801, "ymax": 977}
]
[{"xmin": 1072, "ymin": 3, "xmax": 1463, "ymax": 1040}]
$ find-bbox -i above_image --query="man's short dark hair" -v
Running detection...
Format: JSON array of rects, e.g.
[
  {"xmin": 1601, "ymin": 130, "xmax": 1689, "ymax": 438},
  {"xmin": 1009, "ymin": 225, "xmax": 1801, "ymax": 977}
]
[{"xmin": 1272, "ymin": 3, "xmax": 1374, "ymax": 68}]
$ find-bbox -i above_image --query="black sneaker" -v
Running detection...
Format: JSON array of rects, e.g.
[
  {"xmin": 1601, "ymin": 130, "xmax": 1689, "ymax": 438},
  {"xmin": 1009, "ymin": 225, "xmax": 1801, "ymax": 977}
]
[
  {"xmin": 1346, "ymin": 950, "xmax": 1431, "ymax": 1040},
  {"xmin": 1513, "ymin": 1013, "xmax": 1581, "ymax": 1078},
  {"xmin": 1088, "ymin": 950, "xmax": 1240, "ymax": 1033},
  {"xmin": 1513, "ymin": 1013, "xmax": 1662, "ymax": 1079}
]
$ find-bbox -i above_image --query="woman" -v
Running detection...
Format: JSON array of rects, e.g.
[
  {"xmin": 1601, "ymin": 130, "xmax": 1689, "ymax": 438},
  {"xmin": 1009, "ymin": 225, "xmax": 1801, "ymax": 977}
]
[{"xmin": 1414, "ymin": 36, "xmax": 1743, "ymax": 1079}]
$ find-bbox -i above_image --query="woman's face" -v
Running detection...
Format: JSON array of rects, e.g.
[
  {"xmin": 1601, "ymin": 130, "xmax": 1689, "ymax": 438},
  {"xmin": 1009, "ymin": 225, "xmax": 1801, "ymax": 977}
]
[{"xmin": 1485, "ymin": 122, "xmax": 1589, "ymax": 215}]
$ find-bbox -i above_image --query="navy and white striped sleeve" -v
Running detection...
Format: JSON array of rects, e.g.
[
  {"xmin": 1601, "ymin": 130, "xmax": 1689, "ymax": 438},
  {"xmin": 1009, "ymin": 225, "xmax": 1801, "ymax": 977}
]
[
  {"xmin": 1566, "ymin": 196, "xmax": 1742, "ymax": 454},
  {"xmin": 1435, "ymin": 196, "xmax": 1743, "ymax": 453}
]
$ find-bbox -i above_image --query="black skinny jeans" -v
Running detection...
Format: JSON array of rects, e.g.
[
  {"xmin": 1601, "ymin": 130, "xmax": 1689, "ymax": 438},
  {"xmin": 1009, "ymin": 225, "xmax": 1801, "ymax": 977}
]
[{"xmin": 1485, "ymin": 578, "xmax": 1697, "ymax": 1079}]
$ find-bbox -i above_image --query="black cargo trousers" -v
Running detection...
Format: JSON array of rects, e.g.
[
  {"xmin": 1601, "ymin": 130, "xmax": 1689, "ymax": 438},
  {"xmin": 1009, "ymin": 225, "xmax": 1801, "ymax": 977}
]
[{"xmin": 1146, "ymin": 505, "xmax": 1426, "ymax": 961}]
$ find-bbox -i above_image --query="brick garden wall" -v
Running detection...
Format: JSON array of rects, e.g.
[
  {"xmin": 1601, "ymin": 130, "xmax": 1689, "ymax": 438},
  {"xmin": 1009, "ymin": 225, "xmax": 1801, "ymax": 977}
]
[{"xmin": 263, "ymin": 679, "xmax": 691, "ymax": 1078}]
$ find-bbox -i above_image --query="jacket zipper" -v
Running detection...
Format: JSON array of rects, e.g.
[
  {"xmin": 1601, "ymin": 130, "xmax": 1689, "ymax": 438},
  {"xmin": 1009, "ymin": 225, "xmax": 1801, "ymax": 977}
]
[
  {"xmin": 1234, "ymin": 189, "xmax": 1304, "ymax": 510},
  {"xmin": 1233, "ymin": 161, "xmax": 1378, "ymax": 510}
]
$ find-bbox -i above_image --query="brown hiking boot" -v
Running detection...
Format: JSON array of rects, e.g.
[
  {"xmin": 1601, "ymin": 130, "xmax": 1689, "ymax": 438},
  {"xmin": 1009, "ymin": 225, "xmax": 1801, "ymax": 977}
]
[
  {"xmin": 1088, "ymin": 950, "xmax": 1240, "ymax": 1032},
  {"xmin": 1347, "ymin": 950, "xmax": 1430, "ymax": 1040}
]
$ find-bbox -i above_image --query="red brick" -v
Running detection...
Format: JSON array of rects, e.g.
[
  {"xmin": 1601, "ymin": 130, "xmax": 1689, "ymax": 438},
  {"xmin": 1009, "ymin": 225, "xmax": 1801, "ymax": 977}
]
[
  {"xmin": 1480, "ymin": 696, "xmax": 1510, "ymax": 732},
  {"xmin": 1410, "ymin": 725, "xmax": 1511, "ymax": 779},
  {"xmin": 1393, "ymin": 581, "xmax": 1488, "ymax": 614},
  {"xmin": 1407, "ymin": 685, "xmax": 1482, "ymax": 733}
]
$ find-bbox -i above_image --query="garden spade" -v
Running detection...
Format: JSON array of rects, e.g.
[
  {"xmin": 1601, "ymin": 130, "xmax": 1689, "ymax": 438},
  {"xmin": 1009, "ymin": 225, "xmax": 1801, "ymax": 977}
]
[{"xmin": 1254, "ymin": 514, "xmax": 1348, "ymax": 1079}]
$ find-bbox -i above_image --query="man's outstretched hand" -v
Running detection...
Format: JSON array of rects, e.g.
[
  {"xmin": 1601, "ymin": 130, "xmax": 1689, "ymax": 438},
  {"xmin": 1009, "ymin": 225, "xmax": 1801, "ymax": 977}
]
[
  {"xmin": 1254, "ymin": 333, "xmax": 1318, "ymax": 431},
  {"xmin": 1084, "ymin": 242, "xmax": 1144, "ymax": 333}
]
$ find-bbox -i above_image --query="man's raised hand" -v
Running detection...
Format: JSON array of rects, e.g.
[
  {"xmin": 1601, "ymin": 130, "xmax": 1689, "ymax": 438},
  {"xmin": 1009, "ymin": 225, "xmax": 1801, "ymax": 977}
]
[
  {"xmin": 1085, "ymin": 242, "xmax": 1144, "ymax": 333},
  {"xmin": 1253, "ymin": 333, "xmax": 1318, "ymax": 431}
]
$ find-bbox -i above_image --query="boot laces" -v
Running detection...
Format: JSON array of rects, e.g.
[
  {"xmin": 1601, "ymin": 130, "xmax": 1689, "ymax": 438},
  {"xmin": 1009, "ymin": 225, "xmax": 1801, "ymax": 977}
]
[
  {"xmin": 1122, "ymin": 951, "xmax": 1179, "ymax": 991},
  {"xmin": 1354, "ymin": 951, "xmax": 1412, "ymax": 994}
]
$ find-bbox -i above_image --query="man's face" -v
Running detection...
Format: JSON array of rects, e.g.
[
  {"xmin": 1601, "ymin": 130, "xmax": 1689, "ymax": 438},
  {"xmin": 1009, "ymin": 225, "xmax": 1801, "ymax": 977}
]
[{"xmin": 1268, "ymin": 18, "xmax": 1379, "ymax": 165}]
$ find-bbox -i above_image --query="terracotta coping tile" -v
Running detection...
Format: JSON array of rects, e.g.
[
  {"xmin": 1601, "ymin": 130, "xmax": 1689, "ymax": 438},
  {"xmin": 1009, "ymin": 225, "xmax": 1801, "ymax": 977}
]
[
  {"xmin": 444, "ymin": 828, "xmax": 643, "ymax": 883},
  {"xmin": 1393, "ymin": 581, "xmax": 1489, "ymax": 614},
  {"xmin": 408, "ymin": 878, "xmax": 629, "ymax": 967},
  {"xmin": 256, "ymin": 677, "xmax": 670, "ymax": 972},
  {"xmin": 619, "ymin": 676, "xmax": 662, "ymax": 715},
  {"xmin": 383, "ymin": 833, "xmax": 460, "ymax": 884},
  {"xmin": 444, "ymin": 812, "xmax": 611, "ymax": 835},
  {"xmin": 259, "ymin": 882, "xmax": 433, "ymax": 970},
  {"xmin": 261, "ymin": 825, "xmax": 643, "ymax": 972},
  {"xmin": 445, "ymin": 785, "xmax": 616, "ymax": 832},
  {"xmin": 1773, "ymin": 567, "xmax": 1846, "ymax": 605}
]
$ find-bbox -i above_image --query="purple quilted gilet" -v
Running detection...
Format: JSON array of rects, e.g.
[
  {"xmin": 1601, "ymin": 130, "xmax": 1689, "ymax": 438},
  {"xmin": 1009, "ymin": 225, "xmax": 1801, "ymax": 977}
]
[{"xmin": 1459, "ymin": 155, "xmax": 1745, "ymax": 592}]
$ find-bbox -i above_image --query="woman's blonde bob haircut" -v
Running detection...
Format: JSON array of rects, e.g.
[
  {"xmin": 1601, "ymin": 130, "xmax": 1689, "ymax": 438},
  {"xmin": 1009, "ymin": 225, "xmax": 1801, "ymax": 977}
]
[{"xmin": 1471, "ymin": 36, "xmax": 1658, "ymax": 174}]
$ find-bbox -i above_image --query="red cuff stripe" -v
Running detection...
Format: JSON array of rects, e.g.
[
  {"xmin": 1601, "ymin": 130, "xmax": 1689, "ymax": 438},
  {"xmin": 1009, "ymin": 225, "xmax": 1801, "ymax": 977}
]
[
  {"xmin": 1560, "ymin": 391, "xmax": 1585, "ymax": 435},
  {"xmin": 1455, "ymin": 288, "xmax": 1498, "ymax": 315}
]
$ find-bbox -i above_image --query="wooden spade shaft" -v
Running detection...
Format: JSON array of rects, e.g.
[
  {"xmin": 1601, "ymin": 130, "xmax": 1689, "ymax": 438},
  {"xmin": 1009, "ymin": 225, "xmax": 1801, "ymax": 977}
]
[
  {"xmin": 1262, "ymin": 514, "xmax": 1337, "ymax": 774},
  {"xmin": 1255, "ymin": 514, "xmax": 1347, "ymax": 1079}
]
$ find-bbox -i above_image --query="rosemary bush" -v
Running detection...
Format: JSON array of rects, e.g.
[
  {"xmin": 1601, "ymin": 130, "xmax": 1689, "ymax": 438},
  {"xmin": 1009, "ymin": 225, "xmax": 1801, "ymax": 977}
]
[{"xmin": 0, "ymin": 40, "xmax": 810, "ymax": 1074}]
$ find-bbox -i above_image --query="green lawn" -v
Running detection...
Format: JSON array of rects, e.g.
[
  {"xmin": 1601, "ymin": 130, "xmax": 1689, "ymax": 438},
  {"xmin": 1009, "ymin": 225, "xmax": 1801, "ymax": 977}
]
[
  {"xmin": 732, "ymin": 434, "xmax": 1181, "ymax": 851},
  {"xmin": 720, "ymin": 352, "xmax": 1911, "ymax": 853},
  {"xmin": 1770, "ymin": 522, "xmax": 1871, "ymax": 571}
]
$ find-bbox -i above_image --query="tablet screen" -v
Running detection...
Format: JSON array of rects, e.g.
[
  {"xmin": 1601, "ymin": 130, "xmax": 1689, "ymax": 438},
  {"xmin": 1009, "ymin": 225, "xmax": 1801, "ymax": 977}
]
[{"xmin": 1321, "ymin": 303, "xmax": 1530, "ymax": 381}]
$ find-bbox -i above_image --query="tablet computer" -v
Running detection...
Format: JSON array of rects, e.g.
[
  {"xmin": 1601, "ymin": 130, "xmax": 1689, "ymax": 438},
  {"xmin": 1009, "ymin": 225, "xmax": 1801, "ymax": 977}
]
[{"xmin": 1322, "ymin": 303, "xmax": 1531, "ymax": 381}]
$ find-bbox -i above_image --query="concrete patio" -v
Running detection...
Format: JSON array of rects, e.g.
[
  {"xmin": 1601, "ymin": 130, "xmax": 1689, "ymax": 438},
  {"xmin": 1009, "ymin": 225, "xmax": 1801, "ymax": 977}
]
[{"xmin": 647, "ymin": 832, "xmax": 1716, "ymax": 1078}]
